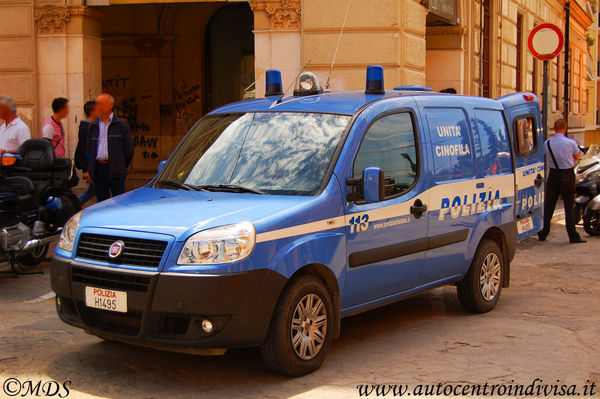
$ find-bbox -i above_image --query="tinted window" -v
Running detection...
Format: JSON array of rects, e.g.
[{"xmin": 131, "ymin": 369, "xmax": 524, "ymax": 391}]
[
  {"xmin": 474, "ymin": 109, "xmax": 512, "ymax": 175},
  {"xmin": 155, "ymin": 112, "xmax": 351, "ymax": 195},
  {"xmin": 426, "ymin": 108, "xmax": 475, "ymax": 181},
  {"xmin": 353, "ymin": 113, "xmax": 418, "ymax": 198},
  {"xmin": 515, "ymin": 117, "xmax": 537, "ymax": 156}
]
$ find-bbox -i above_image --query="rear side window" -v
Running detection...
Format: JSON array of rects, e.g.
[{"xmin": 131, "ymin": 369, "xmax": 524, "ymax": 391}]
[
  {"xmin": 353, "ymin": 113, "xmax": 418, "ymax": 199},
  {"xmin": 515, "ymin": 117, "xmax": 537, "ymax": 156},
  {"xmin": 473, "ymin": 109, "xmax": 512, "ymax": 176},
  {"xmin": 426, "ymin": 108, "xmax": 475, "ymax": 182}
]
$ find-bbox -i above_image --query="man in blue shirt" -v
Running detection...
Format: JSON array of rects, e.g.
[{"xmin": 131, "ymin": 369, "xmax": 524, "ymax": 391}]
[{"xmin": 538, "ymin": 119, "xmax": 585, "ymax": 243}]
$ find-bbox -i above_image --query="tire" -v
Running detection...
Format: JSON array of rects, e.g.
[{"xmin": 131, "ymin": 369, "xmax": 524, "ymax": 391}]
[
  {"xmin": 457, "ymin": 239, "xmax": 503, "ymax": 313},
  {"xmin": 260, "ymin": 275, "xmax": 333, "ymax": 377},
  {"xmin": 14, "ymin": 244, "xmax": 49, "ymax": 271},
  {"xmin": 583, "ymin": 210, "xmax": 600, "ymax": 236}
]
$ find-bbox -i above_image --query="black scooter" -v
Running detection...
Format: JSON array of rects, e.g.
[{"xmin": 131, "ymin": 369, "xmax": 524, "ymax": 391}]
[
  {"xmin": 574, "ymin": 144, "xmax": 600, "ymax": 224},
  {"xmin": 1, "ymin": 139, "xmax": 80, "ymax": 274}
]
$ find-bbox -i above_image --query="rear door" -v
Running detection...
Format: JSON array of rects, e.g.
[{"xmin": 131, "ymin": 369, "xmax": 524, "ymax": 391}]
[
  {"xmin": 418, "ymin": 104, "xmax": 478, "ymax": 284},
  {"xmin": 499, "ymin": 94, "xmax": 545, "ymax": 239}
]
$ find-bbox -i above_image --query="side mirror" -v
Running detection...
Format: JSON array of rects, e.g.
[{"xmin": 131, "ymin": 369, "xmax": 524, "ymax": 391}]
[
  {"xmin": 346, "ymin": 167, "xmax": 385, "ymax": 203},
  {"xmin": 363, "ymin": 167, "xmax": 385, "ymax": 203},
  {"xmin": 157, "ymin": 160, "xmax": 167, "ymax": 174}
]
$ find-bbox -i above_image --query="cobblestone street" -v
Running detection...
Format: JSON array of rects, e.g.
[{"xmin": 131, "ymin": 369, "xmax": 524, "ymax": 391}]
[{"xmin": 0, "ymin": 224, "xmax": 598, "ymax": 399}]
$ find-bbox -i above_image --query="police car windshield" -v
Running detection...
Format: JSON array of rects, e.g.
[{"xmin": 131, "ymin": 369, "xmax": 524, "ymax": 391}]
[{"xmin": 154, "ymin": 112, "xmax": 351, "ymax": 196}]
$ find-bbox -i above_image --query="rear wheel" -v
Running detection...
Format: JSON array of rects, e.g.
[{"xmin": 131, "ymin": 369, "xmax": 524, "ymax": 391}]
[
  {"xmin": 583, "ymin": 209, "xmax": 600, "ymax": 236},
  {"xmin": 260, "ymin": 275, "xmax": 333, "ymax": 377},
  {"xmin": 457, "ymin": 239, "xmax": 503, "ymax": 313}
]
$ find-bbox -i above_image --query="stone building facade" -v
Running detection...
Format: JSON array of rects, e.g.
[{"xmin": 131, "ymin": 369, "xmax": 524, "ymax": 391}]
[{"xmin": 0, "ymin": 0, "xmax": 594, "ymax": 187}]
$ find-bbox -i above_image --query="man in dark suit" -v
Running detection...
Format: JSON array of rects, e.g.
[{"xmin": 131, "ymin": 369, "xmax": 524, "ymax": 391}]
[{"xmin": 88, "ymin": 94, "xmax": 134, "ymax": 202}]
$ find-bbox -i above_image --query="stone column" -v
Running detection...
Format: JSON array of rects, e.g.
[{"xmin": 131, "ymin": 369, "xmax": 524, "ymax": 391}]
[
  {"xmin": 426, "ymin": 26, "xmax": 466, "ymax": 93},
  {"xmin": 34, "ymin": 3, "xmax": 102, "ymax": 157},
  {"xmin": 251, "ymin": 0, "xmax": 302, "ymax": 98},
  {"xmin": 301, "ymin": 0, "xmax": 427, "ymax": 91}
]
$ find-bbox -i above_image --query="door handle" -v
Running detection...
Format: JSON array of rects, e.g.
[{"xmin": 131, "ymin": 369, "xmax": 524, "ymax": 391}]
[
  {"xmin": 534, "ymin": 174, "xmax": 544, "ymax": 188},
  {"xmin": 410, "ymin": 199, "xmax": 428, "ymax": 219}
]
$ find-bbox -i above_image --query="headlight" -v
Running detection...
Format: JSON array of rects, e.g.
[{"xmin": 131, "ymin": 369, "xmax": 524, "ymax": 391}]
[
  {"xmin": 58, "ymin": 211, "xmax": 82, "ymax": 252},
  {"xmin": 178, "ymin": 222, "xmax": 256, "ymax": 265}
]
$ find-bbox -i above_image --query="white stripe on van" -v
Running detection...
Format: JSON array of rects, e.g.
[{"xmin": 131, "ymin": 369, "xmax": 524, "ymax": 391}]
[{"xmin": 255, "ymin": 174, "xmax": 515, "ymax": 244}]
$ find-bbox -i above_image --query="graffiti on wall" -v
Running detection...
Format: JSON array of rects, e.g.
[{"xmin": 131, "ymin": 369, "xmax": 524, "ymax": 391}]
[
  {"xmin": 173, "ymin": 80, "xmax": 201, "ymax": 134},
  {"xmin": 133, "ymin": 135, "xmax": 159, "ymax": 161}
]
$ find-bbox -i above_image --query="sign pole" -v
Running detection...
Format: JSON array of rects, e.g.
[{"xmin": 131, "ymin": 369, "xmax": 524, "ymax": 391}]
[{"xmin": 542, "ymin": 59, "xmax": 549, "ymax": 142}]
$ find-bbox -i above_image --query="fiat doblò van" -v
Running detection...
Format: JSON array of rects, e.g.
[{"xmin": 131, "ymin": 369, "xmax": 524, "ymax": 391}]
[{"xmin": 51, "ymin": 66, "xmax": 545, "ymax": 376}]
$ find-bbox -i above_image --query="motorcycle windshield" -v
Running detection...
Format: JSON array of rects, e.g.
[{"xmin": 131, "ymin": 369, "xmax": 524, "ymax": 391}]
[{"xmin": 580, "ymin": 144, "xmax": 600, "ymax": 168}]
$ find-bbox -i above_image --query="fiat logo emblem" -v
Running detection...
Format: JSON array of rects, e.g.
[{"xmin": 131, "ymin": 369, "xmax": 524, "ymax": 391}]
[{"xmin": 108, "ymin": 240, "xmax": 125, "ymax": 259}]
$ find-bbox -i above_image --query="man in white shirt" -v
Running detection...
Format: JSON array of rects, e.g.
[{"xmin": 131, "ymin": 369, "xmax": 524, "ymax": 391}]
[{"xmin": 0, "ymin": 96, "xmax": 31, "ymax": 154}]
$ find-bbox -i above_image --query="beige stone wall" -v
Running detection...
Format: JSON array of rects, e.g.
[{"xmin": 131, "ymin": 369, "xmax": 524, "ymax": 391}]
[
  {"xmin": 424, "ymin": 0, "xmax": 592, "ymax": 134},
  {"xmin": 0, "ymin": 0, "xmax": 103, "ymax": 156},
  {"xmin": 252, "ymin": 0, "xmax": 427, "ymax": 96},
  {"xmin": 0, "ymin": 0, "xmax": 37, "ymax": 131}
]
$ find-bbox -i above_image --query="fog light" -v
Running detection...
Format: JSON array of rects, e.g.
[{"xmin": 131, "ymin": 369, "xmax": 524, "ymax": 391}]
[{"xmin": 202, "ymin": 319, "xmax": 214, "ymax": 334}]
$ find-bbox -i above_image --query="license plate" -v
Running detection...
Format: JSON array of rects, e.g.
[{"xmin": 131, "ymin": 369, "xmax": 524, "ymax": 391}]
[
  {"xmin": 517, "ymin": 216, "xmax": 534, "ymax": 234},
  {"xmin": 85, "ymin": 286, "xmax": 127, "ymax": 313}
]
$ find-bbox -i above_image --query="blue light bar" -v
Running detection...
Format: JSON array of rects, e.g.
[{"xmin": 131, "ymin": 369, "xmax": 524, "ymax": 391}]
[
  {"xmin": 365, "ymin": 65, "xmax": 385, "ymax": 94},
  {"xmin": 265, "ymin": 70, "xmax": 284, "ymax": 97},
  {"xmin": 394, "ymin": 85, "xmax": 433, "ymax": 92}
]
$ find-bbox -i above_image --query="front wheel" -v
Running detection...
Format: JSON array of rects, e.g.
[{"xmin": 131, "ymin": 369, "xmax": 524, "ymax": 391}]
[
  {"xmin": 583, "ymin": 209, "xmax": 600, "ymax": 236},
  {"xmin": 260, "ymin": 275, "xmax": 333, "ymax": 377},
  {"xmin": 457, "ymin": 239, "xmax": 504, "ymax": 313}
]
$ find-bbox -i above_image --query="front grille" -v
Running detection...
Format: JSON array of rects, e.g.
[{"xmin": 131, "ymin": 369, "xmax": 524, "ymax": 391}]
[
  {"xmin": 76, "ymin": 233, "xmax": 167, "ymax": 268},
  {"xmin": 71, "ymin": 266, "xmax": 151, "ymax": 293}
]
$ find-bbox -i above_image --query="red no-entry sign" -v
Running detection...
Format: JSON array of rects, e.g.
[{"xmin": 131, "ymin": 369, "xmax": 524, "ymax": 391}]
[{"xmin": 528, "ymin": 23, "xmax": 564, "ymax": 60}]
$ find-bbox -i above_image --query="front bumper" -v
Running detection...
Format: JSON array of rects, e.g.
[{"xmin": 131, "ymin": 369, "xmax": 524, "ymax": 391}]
[{"xmin": 51, "ymin": 256, "xmax": 287, "ymax": 352}]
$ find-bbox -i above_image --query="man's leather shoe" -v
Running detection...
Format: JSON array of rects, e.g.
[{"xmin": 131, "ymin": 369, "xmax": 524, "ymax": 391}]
[
  {"xmin": 537, "ymin": 233, "xmax": 547, "ymax": 241},
  {"xmin": 569, "ymin": 237, "xmax": 587, "ymax": 244}
]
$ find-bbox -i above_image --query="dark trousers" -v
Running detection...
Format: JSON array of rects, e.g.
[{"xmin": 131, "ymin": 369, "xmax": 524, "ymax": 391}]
[
  {"xmin": 93, "ymin": 163, "xmax": 126, "ymax": 202},
  {"xmin": 540, "ymin": 168, "xmax": 579, "ymax": 241}
]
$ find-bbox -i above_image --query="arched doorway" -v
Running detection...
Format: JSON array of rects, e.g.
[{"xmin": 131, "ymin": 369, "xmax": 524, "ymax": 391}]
[
  {"xmin": 97, "ymin": 2, "xmax": 255, "ymax": 188},
  {"xmin": 205, "ymin": 3, "xmax": 255, "ymax": 112}
]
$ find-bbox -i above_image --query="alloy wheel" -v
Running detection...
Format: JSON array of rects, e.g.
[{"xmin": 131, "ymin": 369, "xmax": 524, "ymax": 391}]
[
  {"xmin": 479, "ymin": 253, "xmax": 501, "ymax": 302},
  {"xmin": 290, "ymin": 293, "xmax": 327, "ymax": 360}
]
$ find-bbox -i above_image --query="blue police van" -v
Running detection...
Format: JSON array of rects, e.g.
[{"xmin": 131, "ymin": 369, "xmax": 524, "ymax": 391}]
[{"xmin": 51, "ymin": 66, "xmax": 545, "ymax": 376}]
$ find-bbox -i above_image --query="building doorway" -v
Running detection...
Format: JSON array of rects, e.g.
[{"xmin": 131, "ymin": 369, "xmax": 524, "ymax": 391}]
[
  {"xmin": 97, "ymin": 2, "xmax": 255, "ymax": 188},
  {"xmin": 205, "ymin": 4, "xmax": 254, "ymax": 111}
]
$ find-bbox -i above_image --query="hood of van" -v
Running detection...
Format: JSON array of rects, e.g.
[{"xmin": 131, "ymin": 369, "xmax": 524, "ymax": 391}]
[{"xmin": 79, "ymin": 187, "xmax": 310, "ymax": 241}]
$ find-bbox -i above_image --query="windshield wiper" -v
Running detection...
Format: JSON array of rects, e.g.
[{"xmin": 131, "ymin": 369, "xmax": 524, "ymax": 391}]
[
  {"xmin": 195, "ymin": 184, "xmax": 267, "ymax": 195},
  {"xmin": 156, "ymin": 180, "xmax": 207, "ymax": 192}
]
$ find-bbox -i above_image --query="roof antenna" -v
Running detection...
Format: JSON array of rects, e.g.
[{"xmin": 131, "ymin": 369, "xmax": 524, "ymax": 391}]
[
  {"xmin": 275, "ymin": 58, "xmax": 312, "ymax": 104},
  {"xmin": 326, "ymin": 0, "xmax": 352, "ymax": 90}
]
